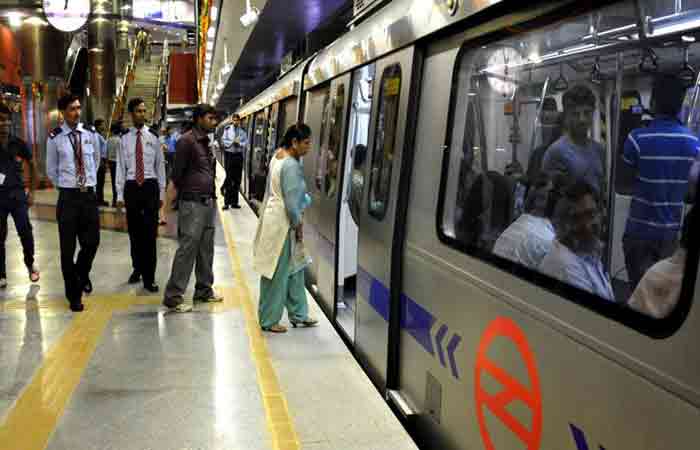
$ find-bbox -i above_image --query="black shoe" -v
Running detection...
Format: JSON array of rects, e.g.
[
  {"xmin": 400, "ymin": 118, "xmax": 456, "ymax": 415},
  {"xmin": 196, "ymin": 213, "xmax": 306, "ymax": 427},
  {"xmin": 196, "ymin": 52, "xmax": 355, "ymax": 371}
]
[
  {"xmin": 222, "ymin": 204, "xmax": 230, "ymax": 210},
  {"xmin": 83, "ymin": 277, "xmax": 93, "ymax": 294},
  {"xmin": 128, "ymin": 271, "xmax": 141, "ymax": 284},
  {"xmin": 69, "ymin": 300, "xmax": 84, "ymax": 312},
  {"xmin": 232, "ymin": 204, "xmax": 241, "ymax": 209},
  {"xmin": 143, "ymin": 283, "xmax": 159, "ymax": 293}
]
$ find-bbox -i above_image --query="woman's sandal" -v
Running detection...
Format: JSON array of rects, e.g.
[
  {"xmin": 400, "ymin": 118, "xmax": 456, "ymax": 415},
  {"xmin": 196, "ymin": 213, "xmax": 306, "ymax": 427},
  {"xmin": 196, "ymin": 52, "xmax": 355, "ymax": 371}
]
[
  {"xmin": 290, "ymin": 318, "xmax": 319, "ymax": 328},
  {"xmin": 262, "ymin": 324, "xmax": 288, "ymax": 333}
]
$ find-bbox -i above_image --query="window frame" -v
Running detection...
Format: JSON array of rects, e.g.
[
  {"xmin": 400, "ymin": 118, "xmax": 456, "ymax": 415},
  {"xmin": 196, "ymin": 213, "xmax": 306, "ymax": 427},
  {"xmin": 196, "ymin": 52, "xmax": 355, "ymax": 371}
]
[
  {"xmin": 434, "ymin": 7, "xmax": 700, "ymax": 339},
  {"xmin": 314, "ymin": 87, "xmax": 332, "ymax": 193},
  {"xmin": 324, "ymin": 82, "xmax": 346, "ymax": 198},
  {"xmin": 367, "ymin": 63, "xmax": 403, "ymax": 221}
]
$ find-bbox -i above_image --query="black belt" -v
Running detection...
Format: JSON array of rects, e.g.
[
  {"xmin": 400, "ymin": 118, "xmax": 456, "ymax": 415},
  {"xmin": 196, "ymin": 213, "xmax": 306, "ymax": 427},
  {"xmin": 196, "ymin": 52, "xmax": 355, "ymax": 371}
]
[
  {"xmin": 179, "ymin": 192, "xmax": 215, "ymax": 203},
  {"xmin": 59, "ymin": 187, "xmax": 95, "ymax": 193}
]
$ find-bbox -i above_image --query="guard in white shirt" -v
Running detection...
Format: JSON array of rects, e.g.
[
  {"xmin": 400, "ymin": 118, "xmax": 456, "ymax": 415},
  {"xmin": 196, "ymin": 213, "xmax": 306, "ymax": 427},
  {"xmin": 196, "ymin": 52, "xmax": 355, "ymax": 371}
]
[
  {"xmin": 116, "ymin": 98, "xmax": 166, "ymax": 292},
  {"xmin": 46, "ymin": 93, "xmax": 101, "ymax": 312},
  {"xmin": 221, "ymin": 114, "xmax": 248, "ymax": 209}
]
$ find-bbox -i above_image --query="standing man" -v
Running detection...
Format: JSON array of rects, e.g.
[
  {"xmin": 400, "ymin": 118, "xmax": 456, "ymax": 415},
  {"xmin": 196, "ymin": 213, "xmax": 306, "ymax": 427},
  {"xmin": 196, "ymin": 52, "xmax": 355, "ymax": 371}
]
[
  {"xmin": 93, "ymin": 119, "xmax": 109, "ymax": 207},
  {"xmin": 622, "ymin": 75, "xmax": 699, "ymax": 289},
  {"xmin": 0, "ymin": 103, "xmax": 40, "ymax": 288},
  {"xmin": 116, "ymin": 98, "xmax": 166, "ymax": 292},
  {"xmin": 46, "ymin": 93, "xmax": 101, "ymax": 312},
  {"xmin": 221, "ymin": 114, "xmax": 248, "ymax": 209},
  {"xmin": 106, "ymin": 122, "xmax": 123, "ymax": 207},
  {"xmin": 163, "ymin": 104, "xmax": 222, "ymax": 313}
]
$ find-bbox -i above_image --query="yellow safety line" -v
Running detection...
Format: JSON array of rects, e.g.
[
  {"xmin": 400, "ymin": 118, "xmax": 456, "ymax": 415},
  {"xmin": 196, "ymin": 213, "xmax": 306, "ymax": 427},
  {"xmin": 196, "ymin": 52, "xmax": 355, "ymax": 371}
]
[{"xmin": 218, "ymin": 206, "xmax": 301, "ymax": 450}]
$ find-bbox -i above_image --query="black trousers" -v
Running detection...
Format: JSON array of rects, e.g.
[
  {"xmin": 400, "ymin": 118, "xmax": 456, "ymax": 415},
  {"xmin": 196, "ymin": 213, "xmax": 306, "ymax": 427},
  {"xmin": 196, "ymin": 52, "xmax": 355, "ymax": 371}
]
[
  {"xmin": 108, "ymin": 161, "xmax": 117, "ymax": 205},
  {"xmin": 97, "ymin": 161, "xmax": 106, "ymax": 203},
  {"xmin": 56, "ymin": 189, "xmax": 100, "ymax": 303},
  {"xmin": 124, "ymin": 179, "xmax": 160, "ymax": 284},
  {"xmin": 0, "ymin": 190, "xmax": 34, "ymax": 278},
  {"xmin": 224, "ymin": 151, "xmax": 243, "ymax": 206}
]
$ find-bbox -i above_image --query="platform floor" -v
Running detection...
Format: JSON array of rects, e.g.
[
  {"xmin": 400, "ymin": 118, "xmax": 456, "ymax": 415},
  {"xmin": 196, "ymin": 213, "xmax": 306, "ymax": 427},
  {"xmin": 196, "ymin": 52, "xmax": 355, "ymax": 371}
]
[{"xmin": 0, "ymin": 166, "xmax": 418, "ymax": 450}]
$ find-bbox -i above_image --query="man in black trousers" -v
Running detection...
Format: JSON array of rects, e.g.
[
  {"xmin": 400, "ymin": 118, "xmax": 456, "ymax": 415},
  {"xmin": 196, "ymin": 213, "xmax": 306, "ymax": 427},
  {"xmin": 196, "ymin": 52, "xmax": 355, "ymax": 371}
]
[
  {"xmin": 46, "ymin": 93, "xmax": 101, "ymax": 312},
  {"xmin": 221, "ymin": 114, "xmax": 247, "ymax": 209},
  {"xmin": 116, "ymin": 98, "xmax": 166, "ymax": 292}
]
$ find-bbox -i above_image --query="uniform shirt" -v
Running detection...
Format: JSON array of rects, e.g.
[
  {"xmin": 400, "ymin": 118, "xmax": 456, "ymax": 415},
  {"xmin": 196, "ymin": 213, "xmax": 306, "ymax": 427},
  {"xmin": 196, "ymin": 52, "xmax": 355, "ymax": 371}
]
[
  {"xmin": 0, "ymin": 136, "xmax": 32, "ymax": 192},
  {"xmin": 221, "ymin": 125, "xmax": 248, "ymax": 153},
  {"xmin": 116, "ymin": 126, "xmax": 166, "ymax": 202},
  {"xmin": 623, "ymin": 118, "xmax": 699, "ymax": 239},
  {"xmin": 171, "ymin": 127, "xmax": 215, "ymax": 195},
  {"xmin": 492, "ymin": 214, "xmax": 555, "ymax": 270},
  {"xmin": 46, "ymin": 123, "xmax": 100, "ymax": 188},
  {"xmin": 543, "ymin": 135, "xmax": 606, "ymax": 195},
  {"xmin": 539, "ymin": 239, "xmax": 615, "ymax": 301}
]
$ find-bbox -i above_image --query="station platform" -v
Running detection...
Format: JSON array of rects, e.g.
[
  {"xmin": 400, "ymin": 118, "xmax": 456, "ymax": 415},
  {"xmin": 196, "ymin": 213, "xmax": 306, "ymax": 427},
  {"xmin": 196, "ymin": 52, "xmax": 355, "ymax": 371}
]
[{"xmin": 0, "ymin": 168, "xmax": 418, "ymax": 450}]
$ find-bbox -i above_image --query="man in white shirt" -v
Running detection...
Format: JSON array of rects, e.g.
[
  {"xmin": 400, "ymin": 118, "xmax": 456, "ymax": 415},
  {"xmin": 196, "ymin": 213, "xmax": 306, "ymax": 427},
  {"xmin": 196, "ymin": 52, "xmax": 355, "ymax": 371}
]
[
  {"xmin": 221, "ymin": 114, "xmax": 248, "ymax": 209},
  {"xmin": 116, "ymin": 98, "xmax": 166, "ymax": 292}
]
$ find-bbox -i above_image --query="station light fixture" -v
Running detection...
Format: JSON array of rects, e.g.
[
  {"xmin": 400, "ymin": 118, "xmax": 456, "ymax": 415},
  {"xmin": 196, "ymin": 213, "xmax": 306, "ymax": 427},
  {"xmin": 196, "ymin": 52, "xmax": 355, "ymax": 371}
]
[
  {"xmin": 240, "ymin": 0, "xmax": 259, "ymax": 28},
  {"xmin": 210, "ymin": 6, "xmax": 218, "ymax": 22},
  {"xmin": 6, "ymin": 11, "xmax": 24, "ymax": 28}
]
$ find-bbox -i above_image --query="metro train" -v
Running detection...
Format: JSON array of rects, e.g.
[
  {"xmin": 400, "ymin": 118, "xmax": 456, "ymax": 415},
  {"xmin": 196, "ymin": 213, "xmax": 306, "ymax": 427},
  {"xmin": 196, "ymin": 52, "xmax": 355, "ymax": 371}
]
[{"xmin": 232, "ymin": 0, "xmax": 700, "ymax": 448}]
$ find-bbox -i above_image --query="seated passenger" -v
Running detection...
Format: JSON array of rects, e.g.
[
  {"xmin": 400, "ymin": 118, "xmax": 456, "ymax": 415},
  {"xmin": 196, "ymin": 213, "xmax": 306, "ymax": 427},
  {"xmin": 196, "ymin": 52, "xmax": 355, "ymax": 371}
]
[
  {"xmin": 542, "ymin": 85, "xmax": 606, "ymax": 197},
  {"xmin": 628, "ymin": 213, "xmax": 690, "ymax": 319},
  {"xmin": 493, "ymin": 175, "xmax": 555, "ymax": 269},
  {"xmin": 622, "ymin": 75, "xmax": 699, "ymax": 290},
  {"xmin": 539, "ymin": 181, "xmax": 614, "ymax": 301}
]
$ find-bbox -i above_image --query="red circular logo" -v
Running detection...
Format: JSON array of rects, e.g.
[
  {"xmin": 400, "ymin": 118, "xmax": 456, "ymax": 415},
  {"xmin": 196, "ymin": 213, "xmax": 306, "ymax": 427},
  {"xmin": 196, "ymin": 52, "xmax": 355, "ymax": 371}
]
[{"xmin": 474, "ymin": 317, "xmax": 542, "ymax": 450}]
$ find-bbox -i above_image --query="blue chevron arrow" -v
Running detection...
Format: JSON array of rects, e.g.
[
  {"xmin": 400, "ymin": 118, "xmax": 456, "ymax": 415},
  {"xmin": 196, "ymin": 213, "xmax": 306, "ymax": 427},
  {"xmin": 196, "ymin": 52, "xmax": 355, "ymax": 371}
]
[
  {"xmin": 435, "ymin": 324, "xmax": 449, "ymax": 367},
  {"xmin": 446, "ymin": 333, "xmax": 462, "ymax": 379},
  {"xmin": 570, "ymin": 424, "xmax": 606, "ymax": 450}
]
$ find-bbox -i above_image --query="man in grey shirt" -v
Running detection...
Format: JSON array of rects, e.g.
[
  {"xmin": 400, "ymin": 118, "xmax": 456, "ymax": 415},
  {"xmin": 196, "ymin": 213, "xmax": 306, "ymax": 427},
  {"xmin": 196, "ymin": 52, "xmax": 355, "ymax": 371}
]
[{"xmin": 543, "ymin": 85, "xmax": 606, "ymax": 197}]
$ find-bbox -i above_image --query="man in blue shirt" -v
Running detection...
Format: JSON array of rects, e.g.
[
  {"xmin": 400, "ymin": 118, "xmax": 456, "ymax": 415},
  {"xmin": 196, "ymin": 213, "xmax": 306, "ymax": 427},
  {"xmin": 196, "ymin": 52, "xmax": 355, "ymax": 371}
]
[
  {"xmin": 221, "ymin": 114, "xmax": 248, "ymax": 209},
  {"xmin": 46, "ymin": 93, "xmax": 101, "ymax": 312},
  {"xmin": 622, "ymin": 74, "xmax": 699, "ymax": 290},
  {"xmin": 93, "ymin": 119, "xmax": 109, "ymax": 207}
]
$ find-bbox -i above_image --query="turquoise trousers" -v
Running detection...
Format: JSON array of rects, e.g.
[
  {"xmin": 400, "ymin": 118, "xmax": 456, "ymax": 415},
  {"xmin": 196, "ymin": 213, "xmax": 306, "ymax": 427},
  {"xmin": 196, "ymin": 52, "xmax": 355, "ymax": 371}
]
[{"xmin": 259, "ymin": 235, "xmax": 308, "ymax": 328}]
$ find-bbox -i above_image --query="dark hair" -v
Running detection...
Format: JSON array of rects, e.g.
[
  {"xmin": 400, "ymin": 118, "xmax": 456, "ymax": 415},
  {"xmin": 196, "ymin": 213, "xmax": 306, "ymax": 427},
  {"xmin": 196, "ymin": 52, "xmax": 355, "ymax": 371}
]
[
  {"xmin": 562, "ymin": 85, "xmax": 596, "ymax": 113},
  {"xmin": 94, "ymin": 118, "xmax": 105, "ymax": 128},
  {"xmin": 110, "ymin": 123, "xmax": 122, "ymax": 135},
  {"xmin": 524, "ymin": 173, "xmax": 552, "ymax": 216},
  {"xmin": 181, "ymin": 120, "xmax": 193, "ymax": 132},
  {"xmin": 58, "ymin": 93, "xmax": 80, "ymax": 111},
  {"xmin": 281, "ymin": 123, "xmax": 312, "ymax": 148},
  {"xmin": 128, "ymin": 98, "xmax": 145, "ymax": 113},
  {"xmin": 0, "ymin": 103, "xmax": 11, "ymax": 116},
  {"xmin": 652, "ymin": 74, "xmax": 686, "ymax": 117},
  {"xmin": 192, "ymin": 103, "xmax": 217, "ymax": 122}
]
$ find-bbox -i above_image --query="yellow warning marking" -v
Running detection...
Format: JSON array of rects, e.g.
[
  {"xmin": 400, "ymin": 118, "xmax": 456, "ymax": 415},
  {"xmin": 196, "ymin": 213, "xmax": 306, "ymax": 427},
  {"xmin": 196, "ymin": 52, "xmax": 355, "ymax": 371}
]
[
  {"xmin": 218, "ymin": 205, "xmax": 301, "ymax": 450},
  {"xmin": 0, "ymin": 287, "xmax": 240, "ymax": 450}
]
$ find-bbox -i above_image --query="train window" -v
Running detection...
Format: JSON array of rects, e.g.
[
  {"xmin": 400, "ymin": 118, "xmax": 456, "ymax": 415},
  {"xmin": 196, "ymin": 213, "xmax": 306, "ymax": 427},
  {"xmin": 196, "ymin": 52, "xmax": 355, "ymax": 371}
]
[
  {"xmin": 368, "ymin": 64, "xmax": 401, "ymax": 220},
  {"xmin": 315, "ymin": 89, "xmax": 331, "ymax": 192},
  {"xmin": 324, "ymin": 84, "xmax": 346, "ymax": 198},
  {"xmin": 438, "ymin": 0, "xmax": 700, "ymax": 328}
]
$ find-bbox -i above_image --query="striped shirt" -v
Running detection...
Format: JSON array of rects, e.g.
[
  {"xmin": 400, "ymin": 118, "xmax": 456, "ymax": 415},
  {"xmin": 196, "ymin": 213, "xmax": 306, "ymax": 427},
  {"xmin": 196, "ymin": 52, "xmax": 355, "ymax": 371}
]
[{"xmin": 623, "ymin": 118, "xmax": 699, "ymax": 239}]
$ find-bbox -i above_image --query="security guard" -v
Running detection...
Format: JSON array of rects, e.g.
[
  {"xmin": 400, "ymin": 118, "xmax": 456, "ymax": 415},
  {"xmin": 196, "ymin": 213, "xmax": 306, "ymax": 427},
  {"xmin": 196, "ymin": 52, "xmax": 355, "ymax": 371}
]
[
  {"xmin": 0, "ymin": 103, "xmax": 40, "ymax": 288},
  {"xmin": 221, "ymin": 114, "xmax": 248, "ymax": 209},
  {"xmin": 116, "ymin": 98, "xmax": 166, "ymax": 292},
  {"xmin": 46, "ymin": 93, "xmax": 101, "ymax": 312}
]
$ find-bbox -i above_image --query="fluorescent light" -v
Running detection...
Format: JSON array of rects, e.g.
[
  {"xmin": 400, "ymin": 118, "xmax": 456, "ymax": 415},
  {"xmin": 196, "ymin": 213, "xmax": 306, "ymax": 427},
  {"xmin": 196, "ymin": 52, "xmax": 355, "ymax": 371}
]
[
  {"xmin": 7, "ymin": 12, "xmax": 24, "ymax": 28},
  {"xmin": 208, "ymin": 26, "xmax": 216, "ymax": 38},
  {"xmin": 210, "ymin": 6, "xmax": 218, "ymax": 21},
  {"xmin": 23, "ymin": 16, "xmax": 47, "ymax": 26},
  {"xmin": 206, "ymin": 41, "xmax": 213, "ymax": 51},
  {"xmin": 121, "ymin": 5, "xmax": 131, "ymax": 9}
]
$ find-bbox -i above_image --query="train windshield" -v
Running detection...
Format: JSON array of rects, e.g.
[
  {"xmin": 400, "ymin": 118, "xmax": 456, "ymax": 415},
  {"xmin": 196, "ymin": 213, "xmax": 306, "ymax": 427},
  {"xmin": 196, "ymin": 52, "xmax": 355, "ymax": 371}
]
[{"xmin": 440, "ymin": 0, "xmax": 700, "ymax": 321}]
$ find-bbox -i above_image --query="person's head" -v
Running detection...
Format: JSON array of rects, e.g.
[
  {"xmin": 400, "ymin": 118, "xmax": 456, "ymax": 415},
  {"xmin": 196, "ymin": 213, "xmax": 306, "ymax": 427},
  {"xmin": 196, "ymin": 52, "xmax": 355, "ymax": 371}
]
[
  {"xmin": 562, "ymin": 85, "xmax": 596, "ymax": 142},
  {"xmin": 94, "ymin": 118, "xmax": 106, "ymax": 135},
  {"xmin": 0, "ymin": 103, "xmax": 12, "ymax": 145},
  {"xmin": 232, "ymin": 114, "xmax": 241, "ymax": 128},
  {"xmin": 182, "ymin": 120, "xmax": 193, "ymax": 133},
  {"xmin": 128, "ymin": 98, "xmax": 147, "ymax": 128},
  {"xmin": 58, "ymin": 93, "xmax": 81, "ymax": 128},
  {"xmin": 110, "ymin": 123, "xmax": 122, "ymax": 136},
  {"xmin": 525, "ymin": 174, "xmax": 553, "ymax": 217},
  {"xmin": 192, "ymin": 104, "xmax": 217, "ymax": 132},
  {"xmin": 553, "ymin": 180, "xmax": 602, "ymax": 255},
  {"xmin": 281, "ymin": 123, "xmax": 312, "ymax": 158},
  {"xmin": 652, "ymin": 74, "xmax": 686, "ymax": 117}
]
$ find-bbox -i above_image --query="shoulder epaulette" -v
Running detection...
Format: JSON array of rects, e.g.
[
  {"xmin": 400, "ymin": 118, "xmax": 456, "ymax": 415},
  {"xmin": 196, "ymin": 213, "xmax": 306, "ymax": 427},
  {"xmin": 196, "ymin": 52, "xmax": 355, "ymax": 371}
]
[
  {"xmin": 120, "ymin": 128, "xmax": 130, "ymax": 137},
  {"xmin": 49, "ymin": 127, "xmax": 63, "ymax": 139},
  {"xmin": 148, "ymin": 126, "xmax": 159, "ymax": 137}
]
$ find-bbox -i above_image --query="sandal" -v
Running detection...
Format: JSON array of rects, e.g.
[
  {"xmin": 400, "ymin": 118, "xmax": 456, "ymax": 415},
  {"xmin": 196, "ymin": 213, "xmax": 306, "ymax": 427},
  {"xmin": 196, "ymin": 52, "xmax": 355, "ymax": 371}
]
[
  {"xmin": 290, "ymin": 318, "xmax": 319, "ymax": 328},
  {"xmin": 262, "ymin": 324, "xmax": 287, "ymax": 333}
]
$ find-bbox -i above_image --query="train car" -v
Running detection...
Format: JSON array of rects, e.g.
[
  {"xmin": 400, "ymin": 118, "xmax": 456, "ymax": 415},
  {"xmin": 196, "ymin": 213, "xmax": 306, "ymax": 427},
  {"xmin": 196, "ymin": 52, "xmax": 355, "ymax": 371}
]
[{"xmin": 236, "ymin": 0, "xmax": 700, "ymax": 448}]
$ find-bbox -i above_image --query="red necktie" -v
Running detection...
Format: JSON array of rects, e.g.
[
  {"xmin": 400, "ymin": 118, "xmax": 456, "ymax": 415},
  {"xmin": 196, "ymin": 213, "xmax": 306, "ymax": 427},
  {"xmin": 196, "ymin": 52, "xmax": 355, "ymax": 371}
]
[{"xmin": 135, "ymin": 130, "xmax": 144, "ymax": 186}]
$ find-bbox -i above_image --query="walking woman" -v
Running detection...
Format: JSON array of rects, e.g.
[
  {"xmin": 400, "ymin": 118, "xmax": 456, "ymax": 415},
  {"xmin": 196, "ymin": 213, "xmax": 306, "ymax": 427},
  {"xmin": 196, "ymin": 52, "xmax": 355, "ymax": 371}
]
[{"xmin": 253, "ymin": 123, "xmax": 318, "ymax": 333}]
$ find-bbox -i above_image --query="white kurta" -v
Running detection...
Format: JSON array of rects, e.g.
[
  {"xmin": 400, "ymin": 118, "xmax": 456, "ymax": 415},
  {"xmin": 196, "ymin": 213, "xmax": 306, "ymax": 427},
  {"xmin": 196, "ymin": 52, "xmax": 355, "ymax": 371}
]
[{"xmin": 253, "ymin": 155, "xmax": 291, "ymax": 279}]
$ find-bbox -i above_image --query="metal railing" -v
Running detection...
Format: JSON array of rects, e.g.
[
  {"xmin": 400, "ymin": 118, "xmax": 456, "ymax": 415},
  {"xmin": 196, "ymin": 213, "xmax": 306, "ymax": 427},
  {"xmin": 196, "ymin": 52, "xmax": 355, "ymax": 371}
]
[{"xmin": 108, "ymin": 33, "xmax": 147, "ymax": 132}]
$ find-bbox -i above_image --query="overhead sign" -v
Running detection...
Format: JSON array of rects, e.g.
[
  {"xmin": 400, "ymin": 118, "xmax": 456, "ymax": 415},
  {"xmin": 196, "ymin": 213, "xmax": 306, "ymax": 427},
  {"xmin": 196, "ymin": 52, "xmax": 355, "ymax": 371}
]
[{"xmin": 474, "ymin": 317, "xmax": 542, "ymax": 450}]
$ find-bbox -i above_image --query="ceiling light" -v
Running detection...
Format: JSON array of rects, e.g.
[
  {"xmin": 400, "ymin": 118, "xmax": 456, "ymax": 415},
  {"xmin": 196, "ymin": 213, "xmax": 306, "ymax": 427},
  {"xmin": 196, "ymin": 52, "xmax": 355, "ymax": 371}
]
[
  {"xmin": 23, "ymin": 16, "xmax": 48, "ymax": 26},
  {"xmin": 240, "ymin": 0, "xmax": 259, "ymax": 28},
  {"xmin": 6, "ymin": 12, "xmax": 24, "ymax": 28},
  {"xmin": 210, "ymin": 6, "xmax": 218, "ymax": 21},
  {"xmin": 207, "ymin": 26, "xmax": 215, "ymax": 38},
  {"xmin": 206, "ymin": 41, "xmax": 213, "ymax": 51},
  {"xmin": 121, "ymin": 5, "xmax": 131, "ymax": 10}
]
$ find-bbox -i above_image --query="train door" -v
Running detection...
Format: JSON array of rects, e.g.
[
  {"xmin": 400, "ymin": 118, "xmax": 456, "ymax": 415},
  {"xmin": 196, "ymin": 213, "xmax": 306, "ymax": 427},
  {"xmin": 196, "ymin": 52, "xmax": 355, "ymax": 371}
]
[
  {"xmin": 355, "ymin": 46, "xmax": 416, "ymax": 387},
  {"xmin": 250, "ymin": 109, "xmax": 269, "ymax": 203},
  {"xmin": 314, "ymin": 76, "xmax": 351, "ymax": 314},
  {"xmin": 336, "ymin": 63, "xmax": 375, "ymax": 341},
  {"xmin": 302, "ymin": 84, "xmax": 332, "ymax": 289},
  {"xmin": 242, "ymin": 116, "xmax": 251, "ymax": 198}
]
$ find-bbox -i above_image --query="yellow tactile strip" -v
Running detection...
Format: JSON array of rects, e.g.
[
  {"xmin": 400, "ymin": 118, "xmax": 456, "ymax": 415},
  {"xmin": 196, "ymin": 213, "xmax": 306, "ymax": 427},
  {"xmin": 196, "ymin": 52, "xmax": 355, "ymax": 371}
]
[
  {"xmin": 0, "ymin": 289, "xmax": 239, "ymax": 450},
  {"xmin": 218, "ymin": 207, "xmax": 301, "ymax": 450}
]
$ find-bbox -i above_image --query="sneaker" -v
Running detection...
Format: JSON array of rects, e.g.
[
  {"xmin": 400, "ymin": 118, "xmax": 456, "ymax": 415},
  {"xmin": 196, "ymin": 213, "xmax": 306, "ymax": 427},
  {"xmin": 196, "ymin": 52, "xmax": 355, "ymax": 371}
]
[
  {"xmin": 166, "ymin": 303, "xmax": 193, "ymax": 313},
  {"xmin": 29, "ymin": 264, "xmax": 40, "ymax": 283},
  {"xmin": 193, "ymin": 293, "xmax": 224, "ymax": 303},
  {"xmin": 0, "ymin": 278, "xmax": 7, "ymax": 288}
]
